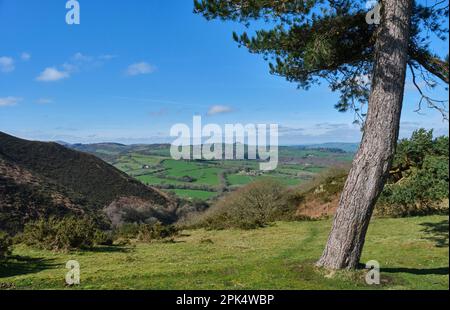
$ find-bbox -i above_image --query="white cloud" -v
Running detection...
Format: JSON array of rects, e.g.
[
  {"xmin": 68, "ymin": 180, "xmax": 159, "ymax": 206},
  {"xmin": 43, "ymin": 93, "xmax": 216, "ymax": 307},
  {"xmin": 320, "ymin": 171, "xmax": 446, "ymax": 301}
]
[
  {"xmin": 126, "ymin": 62, "xmax": 155, "ymax": 76},
  {"xmin": 72, "ymin": 52, "xmax": 93, "ymax": 62},
  {"xmin": 36, "ymin": 67, "xmax": 70, "ymax": 82},
  {"xmin": 0, "ymin": 96, "xmax": 22, "ymax": 107},
  {"xmin": 207, "ymin": 105, "xmax": 233, "ymax": 115},
  {"xmin": 0, "ymin": 56, "xmax": 15, "ymax": 73},
  {"xmin": 21, "ymin": 52, "xmax": 31, "ymax": 61},
  {"xmin": 34, "ymin": 53, "xmax": 115, "ymax": 82},
  {"xmin": 36, "ymin": 98, "xmax": 54, "ymax": 104},
  {"xmin": 73, "ymin": 52, "xmax": 117, "ymax": 64},
  {"xmin": 61, "ymin": 62, "xmax": 78, "ymax": 73},
  {"xmin": 278, "ymin": 122, "xmax": 362, "ymax": 144}
]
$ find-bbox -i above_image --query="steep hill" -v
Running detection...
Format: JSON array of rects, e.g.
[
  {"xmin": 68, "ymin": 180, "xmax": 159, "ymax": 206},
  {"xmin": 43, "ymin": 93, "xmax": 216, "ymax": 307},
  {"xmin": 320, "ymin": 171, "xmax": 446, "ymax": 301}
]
[
  {"xmin": 0, "ymin": 152, "xmax": 89, "ymax": 233},
  {"xmin": 0, "ymin": 132, "xmax": 175, "ymax": 232}
]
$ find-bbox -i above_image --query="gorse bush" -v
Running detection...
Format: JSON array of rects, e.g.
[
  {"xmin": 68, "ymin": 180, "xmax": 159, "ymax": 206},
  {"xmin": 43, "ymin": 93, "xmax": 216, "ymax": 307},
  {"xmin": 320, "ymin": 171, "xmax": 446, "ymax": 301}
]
[
  {"xmin": 113, "ymin": 223, "xmax": 141, "ymax": 239},
  {"xmin": 376, "ymin": 129, "xmax": 449, "ymax": 217},
  {"xmin": 377, "ymin": 155, "xmax": 449, "ymax": 216},
  {"xmin": 21, "ymin": 217, "xmax": 99, "ymax": 251},
  {"xmin": 137, "ymin": 222, "xmax": 179, "ymax": 242},
  {"xmin": 112, "ymin": 222, "xmax": 178, "ymax": 242},
  {"xmin": 193, "ymin": 179, "xmax": 295, "ymax": 230},
  {"xmin": 93, "ymin": 230, "xmax": 114, "ymax": 246},
  {"xmin": 0, "ymin": 231, "xmax": 12, "ymax": 260}
]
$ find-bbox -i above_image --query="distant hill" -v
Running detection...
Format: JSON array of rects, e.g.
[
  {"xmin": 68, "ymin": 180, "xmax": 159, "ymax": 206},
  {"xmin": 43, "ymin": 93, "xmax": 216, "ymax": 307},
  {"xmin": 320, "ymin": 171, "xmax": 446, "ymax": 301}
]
[
  {"xmin": 0, "ymin": 132, "xmax": 175, "ymax": 233},
  {"xmin": 67, "ymin": 142, "xmax": 171, "ymax": 161},
  {"xmin": 67, "ymin": 142, "xmax": 356, "ymax": 162},
  {"xmin": 303, "ymin": 143, "xmax": 359, "ymax": 153}
]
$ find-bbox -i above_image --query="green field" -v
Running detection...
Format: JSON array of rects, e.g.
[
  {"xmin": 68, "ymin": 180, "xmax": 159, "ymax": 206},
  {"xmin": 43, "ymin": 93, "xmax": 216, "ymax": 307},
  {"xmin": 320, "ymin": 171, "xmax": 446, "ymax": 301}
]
[
  {"xmin": 104, "ymin": 145, "xmax": 352, "ymax": 200},
  {"xmin": 136, "ymin": 175, "xmax": 184, "ymax": 186},
  {"xmin": 163, "ymin": 160, "xmax": 222, "ymax": 186},
  {"xmin": 170, "ymin": 189, "xmax": 218, "ymax": 200},
  {"xmin": 226, "ymin": 174, "xmax": 254, "ymax": 185},
  {"xmin": 227, "ymin": 173, "xmax": 303, "ymax": 186},
  {"xmin": 1, "ymin": 215, "xmax": 447, "ymax": 290},
  {"xmin": 67, "ymin": 143, "xmax": 354, "ymax": 200}
]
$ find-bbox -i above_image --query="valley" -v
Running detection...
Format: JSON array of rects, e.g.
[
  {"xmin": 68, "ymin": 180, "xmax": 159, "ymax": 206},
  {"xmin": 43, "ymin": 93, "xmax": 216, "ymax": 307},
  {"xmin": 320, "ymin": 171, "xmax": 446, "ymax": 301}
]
[{"xmin": 68, "ymin": 143, "xmax": 355, "ymax": 201}]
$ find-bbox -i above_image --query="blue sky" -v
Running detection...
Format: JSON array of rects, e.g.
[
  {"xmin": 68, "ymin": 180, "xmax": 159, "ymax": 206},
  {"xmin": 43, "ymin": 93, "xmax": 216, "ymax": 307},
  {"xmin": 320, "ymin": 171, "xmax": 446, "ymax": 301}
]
[{"xmin": 0, "ymin": 0, "xmax": 448, "ymax": 145}]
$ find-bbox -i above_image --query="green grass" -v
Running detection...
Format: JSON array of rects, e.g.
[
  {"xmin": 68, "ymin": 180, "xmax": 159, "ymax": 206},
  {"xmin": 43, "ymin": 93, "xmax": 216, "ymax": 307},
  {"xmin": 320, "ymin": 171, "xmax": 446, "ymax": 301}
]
[
  {"xmin": 182, "ymin": 167, "xmax": 221, "ymax": 186},
  {"xmin": 169, "ymin": 189, "xmax": 218, "ymax": 200},
  {"xmin": 114, "ymin": 154, "xmax": 166, "ymax": 174},
  {"xmin": 1, "ymin": 215, "xmax": 448, "ymax": 290},
  {"xmin": 136, "ymin": 175, "xmax": 184, "ymax": 186},
  {"xmin": 109, "ymin": 152, "xmax": 337, "ymax": 200},
  {"xmin": 227, "ymin": 174, "xmax": 254, "ymax": 185},
  {"xmin": 163, "ymin": 159, "xmax": 196, "ymax": 171},
  {"xmin": 128, "ymin": 154, "xmax": 165, "ymax": 166},
  {"xmin": 227, "ymin": 174, "xmax": 302, "ymax": 186},
  {"xmin": 163, "ymin": 160, "xmax": 221, "ymax": 186},
  {"xmin": 303, "ymin": 166, "xmax": 326, "ymax": 173},
  {"xmin": 114, "ymin": 160, "xmax": 142, "ymax": 172}
]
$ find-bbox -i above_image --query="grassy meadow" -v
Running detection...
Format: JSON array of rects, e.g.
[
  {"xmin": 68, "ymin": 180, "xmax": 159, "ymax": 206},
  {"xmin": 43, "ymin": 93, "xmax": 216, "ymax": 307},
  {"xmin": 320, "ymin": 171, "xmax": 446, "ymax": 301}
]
[{"xmin": 1, "ymin": 215, "xmax": 447, "ymax": 290}]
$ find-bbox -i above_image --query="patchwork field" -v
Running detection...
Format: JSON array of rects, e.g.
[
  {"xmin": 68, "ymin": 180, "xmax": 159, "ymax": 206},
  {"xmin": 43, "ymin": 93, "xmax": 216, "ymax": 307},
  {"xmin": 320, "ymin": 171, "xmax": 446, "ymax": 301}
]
[
  {"xmin": 1, "ymin": 215, "xmax": 447, "ymax": 290},
  {"xmin": 70, "ymin": 143, "xmax": 354, "ymax": 201}
]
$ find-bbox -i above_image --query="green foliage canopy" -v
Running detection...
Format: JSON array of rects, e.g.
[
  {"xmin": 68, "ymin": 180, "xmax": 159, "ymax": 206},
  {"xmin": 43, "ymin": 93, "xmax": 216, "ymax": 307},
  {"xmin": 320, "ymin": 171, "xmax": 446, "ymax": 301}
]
[{"xmin": 378, "ymin": 129, "xmax": 449, "ymax": 216}]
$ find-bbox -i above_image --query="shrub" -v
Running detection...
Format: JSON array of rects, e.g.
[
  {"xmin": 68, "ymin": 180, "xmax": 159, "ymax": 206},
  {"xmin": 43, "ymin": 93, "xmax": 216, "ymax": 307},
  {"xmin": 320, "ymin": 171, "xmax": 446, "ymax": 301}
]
[
  {"xmin": 93, "ymin": 230, "xmax": 114, "ymax": 246},
  {"xmin": 175, "ymin": 199, "xmax": 211, "ymax": 224},
  {"xmin": 137, "ymin": 222, "xmax": 179, "ymax": 242},
  {"xmin": 104, "ymin": 197, "xmax": 175, "ymax": 228},
  {"xmin": 111, "ymin": 221, "xmax": 178, "ymax": 243},
  {"xmin": 376, "ymin": 130, "xmax": 449, "ymax": 217},
  {"xmin": 377, "ymin": 155, "xmax": 449, "ymax": 217},
  {"xmin": 193, "ymin": 179, "xmax": 293, "ymax": 230},
  {"xmin": 113, "ymin": 223, "xmax": 141, "ymax": 239},
  {"xmin": 0, "ymin": 231, "xmax": 12, "ymax": 260},
  {"xmin": 21, "ymin": 217, "xmax": 99, "ymax": 251}
]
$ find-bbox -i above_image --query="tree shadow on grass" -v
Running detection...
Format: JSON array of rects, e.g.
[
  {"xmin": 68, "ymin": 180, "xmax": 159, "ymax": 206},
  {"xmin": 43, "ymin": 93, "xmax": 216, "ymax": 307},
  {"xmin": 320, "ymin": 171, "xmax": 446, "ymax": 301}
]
[
  {"xmin": 88, "ymin": 245, "xmax": 132, "ymax": 253},
  {"xmin": 380, "ymin": 219, "xmax": 450, "ymax": 277},
  {"xmin": 0, "ymin": 255, "xmax": 58, "ymax": 278},
  {"xmin": 383, "ymin": 267, "xmax": 449, "ymax": 276},
  {"xmin": 420, "ymin": 219, "xmax": 449, "ymax": 248}
]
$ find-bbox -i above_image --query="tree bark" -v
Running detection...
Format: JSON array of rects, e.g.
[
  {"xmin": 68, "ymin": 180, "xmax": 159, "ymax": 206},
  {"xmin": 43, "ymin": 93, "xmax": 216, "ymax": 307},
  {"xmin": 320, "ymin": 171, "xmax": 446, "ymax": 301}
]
[{"xmin": 316, "ymin": 0, "xmax": 413, "ymax": 270}]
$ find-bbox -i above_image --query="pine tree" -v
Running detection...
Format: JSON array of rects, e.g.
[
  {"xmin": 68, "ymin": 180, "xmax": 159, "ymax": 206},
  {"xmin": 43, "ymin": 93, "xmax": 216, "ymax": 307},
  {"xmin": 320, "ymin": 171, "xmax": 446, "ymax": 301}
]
[{"xmin": 194, "ymin": 0, "xmax": 449, "ymax": 269}]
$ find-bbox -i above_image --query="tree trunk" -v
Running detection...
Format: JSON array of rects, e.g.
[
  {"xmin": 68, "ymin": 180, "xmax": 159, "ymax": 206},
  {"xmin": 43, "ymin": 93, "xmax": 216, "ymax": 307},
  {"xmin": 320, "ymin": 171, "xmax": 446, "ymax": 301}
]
[{"xmin": 316, "ymin": 0, "xmax": 413, "ymax": 270}]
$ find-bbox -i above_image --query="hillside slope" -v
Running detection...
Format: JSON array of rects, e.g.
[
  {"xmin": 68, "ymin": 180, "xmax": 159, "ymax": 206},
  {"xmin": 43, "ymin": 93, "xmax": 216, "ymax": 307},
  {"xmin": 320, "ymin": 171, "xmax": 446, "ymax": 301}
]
[
  {"xmin": 0, "ymin": 152, "xmax": 89, "ymax": 233},
  {"xmin": 0, "ymin": 132, "xmax": 175, "ymax": 232}
]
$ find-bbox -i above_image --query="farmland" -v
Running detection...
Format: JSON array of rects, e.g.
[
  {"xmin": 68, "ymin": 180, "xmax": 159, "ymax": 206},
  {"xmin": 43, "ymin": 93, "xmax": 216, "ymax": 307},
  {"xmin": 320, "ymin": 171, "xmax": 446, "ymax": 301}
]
[{"xmin": 69, "ymin": 143, "xmax": 355, "ymax": 201}]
